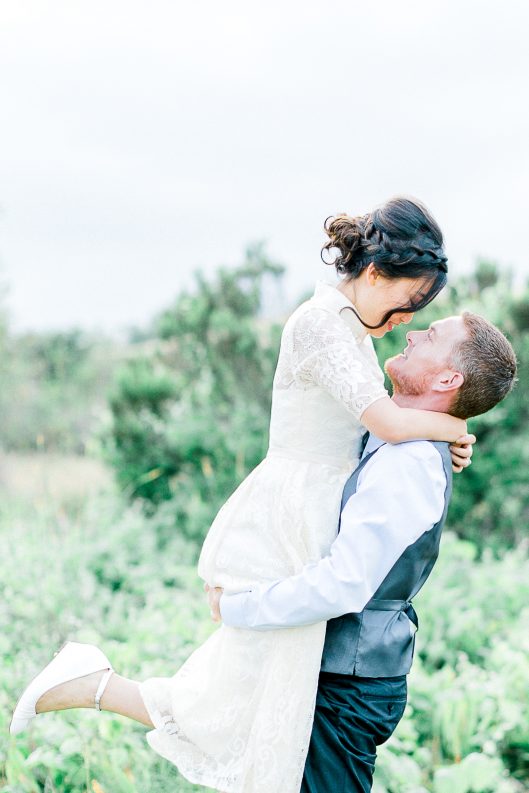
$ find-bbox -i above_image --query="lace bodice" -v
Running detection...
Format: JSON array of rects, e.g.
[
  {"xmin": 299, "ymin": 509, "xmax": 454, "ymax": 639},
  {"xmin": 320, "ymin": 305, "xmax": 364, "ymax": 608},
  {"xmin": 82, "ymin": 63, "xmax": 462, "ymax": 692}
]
[{"xmin": 269, "ymin": 281, "xmax": 388, "ymax": 465}]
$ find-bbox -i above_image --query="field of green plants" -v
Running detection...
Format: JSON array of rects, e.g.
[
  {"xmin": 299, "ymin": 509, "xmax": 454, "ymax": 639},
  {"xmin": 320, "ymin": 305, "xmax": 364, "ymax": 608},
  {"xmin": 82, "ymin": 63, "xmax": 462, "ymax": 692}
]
[
  {"xmin": 1, "ymin": 248, "xmax": 529, "ymax": 792},
  {"xmin": 2, "ymin": 488, "xmax": 529, "ymax": 792}
]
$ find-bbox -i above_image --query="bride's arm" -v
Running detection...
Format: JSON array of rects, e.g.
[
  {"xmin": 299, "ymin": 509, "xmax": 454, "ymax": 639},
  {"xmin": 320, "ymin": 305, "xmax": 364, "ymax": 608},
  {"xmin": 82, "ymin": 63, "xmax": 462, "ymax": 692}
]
[
  {"xmin": 361, "ymin": 396, "xmax": 467, "ymax": 444},
  {"xmin": 361, "ymin": 399, "xmax": 476, "ymax": 471}
]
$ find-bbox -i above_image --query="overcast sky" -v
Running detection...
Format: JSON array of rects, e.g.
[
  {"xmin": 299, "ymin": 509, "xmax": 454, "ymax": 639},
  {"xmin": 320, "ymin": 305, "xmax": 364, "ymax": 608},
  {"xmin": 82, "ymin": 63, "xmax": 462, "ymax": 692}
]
[{"xmin": 1, "ymin": 0, "xmax": 528, "ymax": 332}]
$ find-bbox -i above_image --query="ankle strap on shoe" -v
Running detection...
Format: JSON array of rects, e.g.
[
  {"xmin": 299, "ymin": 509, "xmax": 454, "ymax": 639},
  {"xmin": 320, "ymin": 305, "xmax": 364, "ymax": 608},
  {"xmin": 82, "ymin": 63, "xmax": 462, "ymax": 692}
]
[{"xmin": 95, "ymin": 669, "xmax": 114, "ymax": 711}]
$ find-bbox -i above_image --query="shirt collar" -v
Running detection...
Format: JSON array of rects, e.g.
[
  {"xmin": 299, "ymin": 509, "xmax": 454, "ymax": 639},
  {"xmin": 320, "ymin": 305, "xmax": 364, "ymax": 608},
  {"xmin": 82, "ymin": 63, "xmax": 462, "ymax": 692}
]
[
  {"xmin": 362, "ymin": 433, "xmax": 386, "ymax": 458},
  {"xmin": 313, "ymin": 281, "xmax": 368, "ymax": 342}
]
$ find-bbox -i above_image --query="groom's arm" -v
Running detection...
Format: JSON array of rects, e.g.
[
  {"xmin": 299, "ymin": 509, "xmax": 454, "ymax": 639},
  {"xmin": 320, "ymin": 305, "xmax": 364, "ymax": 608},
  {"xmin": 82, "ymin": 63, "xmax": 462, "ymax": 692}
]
[{"xmin": 219, "ymin": 441, "xmax": 446, "ymax": 630}]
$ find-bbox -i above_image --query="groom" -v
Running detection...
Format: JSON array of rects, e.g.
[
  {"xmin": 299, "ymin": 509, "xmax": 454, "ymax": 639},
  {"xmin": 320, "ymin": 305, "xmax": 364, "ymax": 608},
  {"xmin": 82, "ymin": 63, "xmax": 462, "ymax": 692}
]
[{"xmin": 208, "ymin": 311, "xmax": 517, "ymax": 792}]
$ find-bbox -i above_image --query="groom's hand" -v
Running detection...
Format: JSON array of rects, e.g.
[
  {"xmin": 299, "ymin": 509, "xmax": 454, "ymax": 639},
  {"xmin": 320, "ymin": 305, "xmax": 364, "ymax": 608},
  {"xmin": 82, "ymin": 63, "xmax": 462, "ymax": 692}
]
[{"xmin": 204, "ymin": 583, "xmax": 223, "ymax": 622}]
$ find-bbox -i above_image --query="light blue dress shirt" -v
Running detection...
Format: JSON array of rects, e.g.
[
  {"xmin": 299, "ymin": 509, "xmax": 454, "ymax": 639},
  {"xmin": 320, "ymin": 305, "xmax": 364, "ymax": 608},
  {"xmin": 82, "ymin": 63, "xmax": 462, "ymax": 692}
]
[{"xmin": 219, "ymin": 436, "xmax": 447, "ymax": 630}]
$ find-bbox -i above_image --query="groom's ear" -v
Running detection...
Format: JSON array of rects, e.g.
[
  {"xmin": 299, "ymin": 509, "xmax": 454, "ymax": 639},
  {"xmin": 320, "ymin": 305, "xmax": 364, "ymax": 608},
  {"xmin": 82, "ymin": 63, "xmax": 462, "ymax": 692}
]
[{"xmin": 431, "ymin": 369, "xmax": 464, "ymax": 393}]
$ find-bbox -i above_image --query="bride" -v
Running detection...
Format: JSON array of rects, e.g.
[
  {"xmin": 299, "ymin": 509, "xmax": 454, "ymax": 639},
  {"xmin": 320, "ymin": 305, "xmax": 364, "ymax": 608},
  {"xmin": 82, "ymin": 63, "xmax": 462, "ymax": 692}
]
[{"xmin": 11, "ymin": 196, "xmax": 474, "ymax": 793}]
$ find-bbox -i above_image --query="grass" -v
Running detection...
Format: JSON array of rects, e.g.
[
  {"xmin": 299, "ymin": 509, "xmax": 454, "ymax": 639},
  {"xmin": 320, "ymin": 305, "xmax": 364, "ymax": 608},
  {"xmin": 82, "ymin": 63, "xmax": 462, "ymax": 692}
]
[{"xmin": 0, "ymin": 456, "xmax": 216, "ymax": 792}]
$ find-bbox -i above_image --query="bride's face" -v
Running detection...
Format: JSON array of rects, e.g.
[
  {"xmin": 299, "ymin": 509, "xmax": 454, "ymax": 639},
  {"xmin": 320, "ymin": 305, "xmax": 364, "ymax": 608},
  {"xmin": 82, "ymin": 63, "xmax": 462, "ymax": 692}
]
[{"xmin": 353, "ymin": 266, "xmax": 434, "ymax": 338}]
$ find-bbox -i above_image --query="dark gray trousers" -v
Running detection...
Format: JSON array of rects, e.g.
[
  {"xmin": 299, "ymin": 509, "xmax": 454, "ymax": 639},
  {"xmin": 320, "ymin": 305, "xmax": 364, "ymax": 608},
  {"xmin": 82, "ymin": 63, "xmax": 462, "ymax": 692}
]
[{"xmin": 301, "ymin": 672, "xmax": 407, "ymax": 793}]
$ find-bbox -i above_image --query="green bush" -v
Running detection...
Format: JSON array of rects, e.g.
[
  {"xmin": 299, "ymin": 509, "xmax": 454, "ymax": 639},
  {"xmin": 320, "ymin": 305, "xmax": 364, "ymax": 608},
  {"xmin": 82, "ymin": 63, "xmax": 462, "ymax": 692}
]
[
  {"xmin": 0, "ymin": 330, "xmax": 116, "ymax": 454},
  {"xmin": 0, "ymin": 492, "xmax": 216, "ymax": 792},
  {"xmin": 104, "ymin": 244, "xmax": 284, "ymax": 543}
]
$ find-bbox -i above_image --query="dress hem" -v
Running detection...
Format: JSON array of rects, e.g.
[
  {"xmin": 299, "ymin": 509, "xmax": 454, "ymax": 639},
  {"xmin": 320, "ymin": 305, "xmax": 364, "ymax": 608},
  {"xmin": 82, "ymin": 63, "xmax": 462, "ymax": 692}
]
[{"xmin": 139, "ymin": 681, "xmax": 241, "ymax": 793}]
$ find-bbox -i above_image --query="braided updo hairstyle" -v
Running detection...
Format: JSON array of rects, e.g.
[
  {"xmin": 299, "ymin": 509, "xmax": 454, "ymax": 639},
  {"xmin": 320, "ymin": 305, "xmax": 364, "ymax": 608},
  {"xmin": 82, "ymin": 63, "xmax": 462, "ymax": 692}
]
[{"xmin": 322, "ymin": 196, "xmax": 448, "ymax": 329}]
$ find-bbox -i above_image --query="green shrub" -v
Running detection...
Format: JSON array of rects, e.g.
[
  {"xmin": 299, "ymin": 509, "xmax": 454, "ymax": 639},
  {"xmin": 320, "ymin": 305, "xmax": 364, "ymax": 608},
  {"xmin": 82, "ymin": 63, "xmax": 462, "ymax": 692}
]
[
  {"xmin": 0, "ymin": 492, "xmax": 215, "ymax": 792},
  {"xmin": 104, "ymin": 245, "xmax": 284, "ymax": 544},
  {"xmin": 0, "ymin": 330, "xmax": 115, "ymax": 454}
]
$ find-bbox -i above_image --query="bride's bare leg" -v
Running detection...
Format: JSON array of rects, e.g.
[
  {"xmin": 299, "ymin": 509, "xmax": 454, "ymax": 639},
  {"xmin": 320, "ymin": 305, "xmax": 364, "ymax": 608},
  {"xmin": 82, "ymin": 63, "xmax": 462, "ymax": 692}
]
[{"xmin": 36, "ymin": 671, "xmax": 154, "ymax": 728}]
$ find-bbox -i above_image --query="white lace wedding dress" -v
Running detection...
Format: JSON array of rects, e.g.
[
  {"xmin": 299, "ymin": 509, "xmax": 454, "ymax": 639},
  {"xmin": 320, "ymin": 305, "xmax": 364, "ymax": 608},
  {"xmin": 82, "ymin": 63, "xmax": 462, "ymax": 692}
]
[{"xmin": 139, "ymin": 281, "xmax": 388, "ymax": 793}]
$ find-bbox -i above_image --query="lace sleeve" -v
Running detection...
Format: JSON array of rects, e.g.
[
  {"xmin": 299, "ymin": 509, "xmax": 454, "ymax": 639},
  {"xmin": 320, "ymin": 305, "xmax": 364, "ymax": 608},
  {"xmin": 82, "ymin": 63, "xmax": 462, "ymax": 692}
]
[{"xmin": 291, "ymin": 308, "xmax": 388, "ymax": 420}]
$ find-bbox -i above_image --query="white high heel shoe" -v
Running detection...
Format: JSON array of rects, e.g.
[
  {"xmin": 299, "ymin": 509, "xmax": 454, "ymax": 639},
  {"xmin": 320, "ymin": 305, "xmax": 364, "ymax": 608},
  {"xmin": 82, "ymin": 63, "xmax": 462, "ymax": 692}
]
[{"xmin": 9, "ymin": 641, "xmax": 114, "ymax": 735}]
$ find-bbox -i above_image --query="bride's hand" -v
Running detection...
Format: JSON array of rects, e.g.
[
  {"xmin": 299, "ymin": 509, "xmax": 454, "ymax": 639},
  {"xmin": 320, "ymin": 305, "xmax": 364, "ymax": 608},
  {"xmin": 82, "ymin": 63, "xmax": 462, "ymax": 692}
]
[
  {"xmin": 450, "ymin": 433, "xmax": 476, "ymax": 473},
  {"xmin": 205, "ymin": 583, "xmax": 223, "ymax": 622}
]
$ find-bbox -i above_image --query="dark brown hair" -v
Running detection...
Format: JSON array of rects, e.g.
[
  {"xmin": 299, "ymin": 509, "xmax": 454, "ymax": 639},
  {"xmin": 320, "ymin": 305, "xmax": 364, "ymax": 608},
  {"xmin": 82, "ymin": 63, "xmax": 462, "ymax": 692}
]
[
  {"xmin": 450, "ymin": 312, "xmax": 517, "ymax": 419},
  {"xmin": 322, "ymin": 196, "xmax": 448, "ymax": 329}
]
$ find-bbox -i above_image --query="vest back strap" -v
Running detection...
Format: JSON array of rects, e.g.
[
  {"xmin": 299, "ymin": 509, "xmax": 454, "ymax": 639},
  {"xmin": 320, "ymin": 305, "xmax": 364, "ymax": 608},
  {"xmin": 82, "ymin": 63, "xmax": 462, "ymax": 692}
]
[
  {"xmin": 364, "ymin": 598, "xmax": 418, "ymax": 629},
  {"xmin": 364, "ymin": 599, "xmax": 411, "ymax": 611}
]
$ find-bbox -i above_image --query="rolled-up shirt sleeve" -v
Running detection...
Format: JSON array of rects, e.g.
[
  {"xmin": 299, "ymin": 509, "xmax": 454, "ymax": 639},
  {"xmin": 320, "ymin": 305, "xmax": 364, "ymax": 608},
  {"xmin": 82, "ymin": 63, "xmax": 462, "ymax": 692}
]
[{"xmin": 220, "ymin": 441, "xmax": 446, "ymax": 630}]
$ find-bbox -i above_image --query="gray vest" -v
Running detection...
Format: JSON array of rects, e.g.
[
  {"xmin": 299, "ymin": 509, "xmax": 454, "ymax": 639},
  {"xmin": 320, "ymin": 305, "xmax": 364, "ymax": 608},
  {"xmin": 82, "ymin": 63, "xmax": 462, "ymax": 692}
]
[{"xmin": 321, "ymin": 440, "xmax": 453, "ymax": 677}]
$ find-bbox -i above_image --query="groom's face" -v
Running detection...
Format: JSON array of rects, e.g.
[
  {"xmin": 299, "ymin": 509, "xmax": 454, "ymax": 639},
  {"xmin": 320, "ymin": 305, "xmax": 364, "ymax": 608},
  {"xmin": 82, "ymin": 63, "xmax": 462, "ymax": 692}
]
[{"xmin": 385, "ymin": 316, "xmax": 467, "ymax": 396}]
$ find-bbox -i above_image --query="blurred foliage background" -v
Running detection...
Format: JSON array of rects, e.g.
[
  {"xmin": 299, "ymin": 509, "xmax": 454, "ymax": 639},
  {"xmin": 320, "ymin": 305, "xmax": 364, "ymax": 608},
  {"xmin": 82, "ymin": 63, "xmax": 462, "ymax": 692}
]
[{"xmin": 1, "ymin": 248, "xmax": 528, "ymax": 792}]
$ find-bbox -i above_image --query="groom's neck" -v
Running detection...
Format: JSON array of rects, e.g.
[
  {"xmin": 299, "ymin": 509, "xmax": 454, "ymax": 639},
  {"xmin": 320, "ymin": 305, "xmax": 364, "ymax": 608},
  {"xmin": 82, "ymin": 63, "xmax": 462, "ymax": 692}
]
[{"xmin": 391, "ymin": 392, "xmax": 449, "ymax": 414}]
